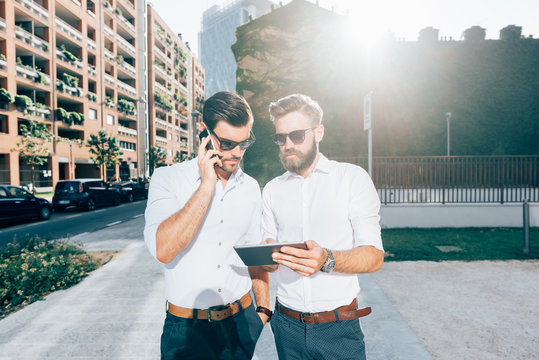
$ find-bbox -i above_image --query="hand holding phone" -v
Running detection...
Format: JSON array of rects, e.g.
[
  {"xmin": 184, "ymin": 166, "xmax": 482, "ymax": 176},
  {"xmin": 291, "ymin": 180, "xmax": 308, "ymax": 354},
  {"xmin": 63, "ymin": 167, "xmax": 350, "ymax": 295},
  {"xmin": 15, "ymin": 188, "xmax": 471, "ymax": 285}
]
[{"xmin": 198, "ymin": 129, "xmax": 217, "ymax": 152}]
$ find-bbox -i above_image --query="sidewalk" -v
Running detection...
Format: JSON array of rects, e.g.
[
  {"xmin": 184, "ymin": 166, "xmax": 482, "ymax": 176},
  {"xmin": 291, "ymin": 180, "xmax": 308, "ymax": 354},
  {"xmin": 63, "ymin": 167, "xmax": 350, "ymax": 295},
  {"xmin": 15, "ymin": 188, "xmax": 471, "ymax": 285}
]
[{"xmin": 0, "ymin": 217, "xmax": 431, "ymax": 360}]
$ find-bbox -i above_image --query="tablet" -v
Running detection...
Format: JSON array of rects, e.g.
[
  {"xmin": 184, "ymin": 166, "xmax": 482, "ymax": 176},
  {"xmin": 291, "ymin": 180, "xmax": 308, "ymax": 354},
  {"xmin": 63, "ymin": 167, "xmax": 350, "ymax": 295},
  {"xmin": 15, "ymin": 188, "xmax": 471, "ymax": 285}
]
[{"xmin": 234, "ymin": 242, "xmax": 308, "ymax": 266}]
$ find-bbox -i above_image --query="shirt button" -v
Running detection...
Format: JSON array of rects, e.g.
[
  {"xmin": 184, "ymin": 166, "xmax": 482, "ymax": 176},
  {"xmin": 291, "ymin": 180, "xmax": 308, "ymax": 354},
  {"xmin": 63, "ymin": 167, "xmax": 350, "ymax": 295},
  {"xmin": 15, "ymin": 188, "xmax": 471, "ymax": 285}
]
[
  {"xmin": 217, "ymin": 265, "xmax": 221, "ymax": 269},
  {"xmin": 220, "ymin": 220, "xmax": 223, "ymax": 223},
  {"xmin": 219, "ymin": 242, "xmax": 222, "ymax": 246},
  {"xmin": 218, "ymin": 288, "xmax": 222, "ymax": 293}
]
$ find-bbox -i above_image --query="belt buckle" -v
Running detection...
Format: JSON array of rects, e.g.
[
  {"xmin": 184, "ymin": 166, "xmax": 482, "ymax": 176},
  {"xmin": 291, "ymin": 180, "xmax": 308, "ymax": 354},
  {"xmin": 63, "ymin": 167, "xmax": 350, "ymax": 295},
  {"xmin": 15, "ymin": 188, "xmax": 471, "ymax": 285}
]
[
  {"xmin": 299, "ymin": 312, "xmax": 311, "ymax": 323},
  {"xmin": 207, "ymin": 304, "xmax": 230, "ymax": 322}
]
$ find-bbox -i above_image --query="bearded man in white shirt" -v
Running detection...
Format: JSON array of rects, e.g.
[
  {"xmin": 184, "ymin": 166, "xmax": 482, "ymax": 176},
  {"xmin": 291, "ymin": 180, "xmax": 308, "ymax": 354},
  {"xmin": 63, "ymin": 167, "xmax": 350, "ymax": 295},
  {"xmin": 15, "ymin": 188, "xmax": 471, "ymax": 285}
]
[
  {"xmin": 144, "ymin": 91, "xmax": 270, "ymax": 360},
  {"xmin": 261, "ymin": 94, "xmax": 384, "ymax": 360}
]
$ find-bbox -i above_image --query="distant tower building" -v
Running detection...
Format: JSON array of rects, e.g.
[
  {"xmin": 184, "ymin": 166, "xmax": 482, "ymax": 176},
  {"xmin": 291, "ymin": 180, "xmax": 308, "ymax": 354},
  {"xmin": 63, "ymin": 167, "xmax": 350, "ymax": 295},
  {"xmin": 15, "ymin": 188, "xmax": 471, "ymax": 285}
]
[{"xmin": 199, "ymin": 0, "xmax": 273, "ymax": 97}]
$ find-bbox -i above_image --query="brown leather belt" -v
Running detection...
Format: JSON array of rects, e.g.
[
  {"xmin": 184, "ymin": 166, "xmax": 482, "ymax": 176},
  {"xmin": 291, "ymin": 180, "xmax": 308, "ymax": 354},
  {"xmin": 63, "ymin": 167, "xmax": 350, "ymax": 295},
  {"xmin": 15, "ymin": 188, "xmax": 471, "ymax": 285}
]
[
  {"xmin": 276, "ymin": 298, "xmax": 371, "ymax": 324},
  {"xmin": 167, "ymin": 292, "xmax": 251, "ymax": 322}
]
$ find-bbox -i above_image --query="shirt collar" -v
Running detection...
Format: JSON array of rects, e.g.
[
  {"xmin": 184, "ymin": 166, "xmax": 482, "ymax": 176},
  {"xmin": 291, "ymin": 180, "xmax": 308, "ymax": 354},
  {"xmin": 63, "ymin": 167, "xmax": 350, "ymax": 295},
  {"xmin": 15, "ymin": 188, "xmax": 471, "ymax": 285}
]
[{"xmin": 279, "ymin": 153, "xmax": 330, "ymax": 181}]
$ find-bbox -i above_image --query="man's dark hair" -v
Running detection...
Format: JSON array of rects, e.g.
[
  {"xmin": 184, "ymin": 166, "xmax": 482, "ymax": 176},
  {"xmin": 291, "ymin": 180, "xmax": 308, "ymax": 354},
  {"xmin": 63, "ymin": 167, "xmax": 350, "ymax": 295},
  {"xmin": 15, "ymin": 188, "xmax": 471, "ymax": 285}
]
[{"xmin": 202, "ymin": 91, "xmax": 254, "ymax": 131}]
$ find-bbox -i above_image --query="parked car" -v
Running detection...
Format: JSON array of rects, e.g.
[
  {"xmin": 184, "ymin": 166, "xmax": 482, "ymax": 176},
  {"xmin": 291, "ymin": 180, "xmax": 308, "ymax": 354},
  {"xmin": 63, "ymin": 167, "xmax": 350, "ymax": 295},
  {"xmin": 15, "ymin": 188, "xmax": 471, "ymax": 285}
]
[
  {"xmin": 52, "ymin": 179, "xmax": 121, "ymax": 212},
  {"xmin": 112, "ymin": 181, "xmax": 149, "ymax": 203},
  {"xmin": 0, "ymin": 185, "xmax": 52, "ymax": 221}
]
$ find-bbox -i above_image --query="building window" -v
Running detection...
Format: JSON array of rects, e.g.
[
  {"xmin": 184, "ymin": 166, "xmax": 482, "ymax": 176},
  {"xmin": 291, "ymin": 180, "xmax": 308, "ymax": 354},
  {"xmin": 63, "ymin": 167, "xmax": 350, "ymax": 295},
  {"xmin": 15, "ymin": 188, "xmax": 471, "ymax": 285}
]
[
  {"xmin": 89, "ymin": 109, "xmax": 97, "ymax": 120},
  {"xmin": 175, "ymin": 135, "xmax": 179, "ymax": 142},
  {"xmin": 107, "ymin": 114, "xmax": 114, "ymax": 125},
  {"xmin": 168, "ymin": 133, "xmax": 172, "ymax": 140},
  {"xmin": 168, "ymin": 149, "xmax": 172, "ymax": 157}
]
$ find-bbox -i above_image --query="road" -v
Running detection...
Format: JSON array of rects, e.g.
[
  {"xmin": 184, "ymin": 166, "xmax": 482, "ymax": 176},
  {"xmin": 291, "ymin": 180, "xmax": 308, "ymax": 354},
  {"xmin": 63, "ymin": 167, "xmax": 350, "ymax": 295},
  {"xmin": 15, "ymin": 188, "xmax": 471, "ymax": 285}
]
[{"xmin": 0, "ymin": 200, "xmax": 147, "ymax": 247}]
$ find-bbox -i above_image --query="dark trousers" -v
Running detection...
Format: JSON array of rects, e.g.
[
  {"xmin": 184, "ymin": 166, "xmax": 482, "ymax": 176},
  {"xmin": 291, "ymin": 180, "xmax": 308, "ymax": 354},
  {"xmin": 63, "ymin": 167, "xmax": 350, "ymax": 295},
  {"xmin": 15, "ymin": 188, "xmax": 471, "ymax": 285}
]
[
  {"xmin": 271, "ymin": 302, "xmax": 366, "ymax": 360},
  {"xmin": 161, "ymin": 302, "xmax": 264, "ymax": 360}
]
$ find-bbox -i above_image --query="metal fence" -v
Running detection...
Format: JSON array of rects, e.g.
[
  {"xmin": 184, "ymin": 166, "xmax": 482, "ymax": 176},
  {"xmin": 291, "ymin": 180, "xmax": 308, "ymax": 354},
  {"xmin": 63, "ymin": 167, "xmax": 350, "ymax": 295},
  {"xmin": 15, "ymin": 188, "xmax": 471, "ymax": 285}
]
[{"xmin": 332, "ymin": 155, "xmax": 539, "ymax": 204}]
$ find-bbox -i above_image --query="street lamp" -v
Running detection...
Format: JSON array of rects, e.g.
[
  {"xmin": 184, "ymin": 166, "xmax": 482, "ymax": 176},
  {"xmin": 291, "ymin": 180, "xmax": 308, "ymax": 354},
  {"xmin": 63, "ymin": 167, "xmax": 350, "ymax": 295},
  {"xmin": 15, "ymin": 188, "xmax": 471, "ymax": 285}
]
[{"xmin": 445, "ymin": 112, "xmax": 452, "ymax": 156}]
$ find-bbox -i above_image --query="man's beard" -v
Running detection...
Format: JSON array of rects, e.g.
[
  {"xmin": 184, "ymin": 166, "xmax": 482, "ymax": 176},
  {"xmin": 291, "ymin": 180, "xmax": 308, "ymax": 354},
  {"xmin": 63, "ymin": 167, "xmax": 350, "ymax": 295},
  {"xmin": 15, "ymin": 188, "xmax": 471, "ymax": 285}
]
[
  {"xmin": 279, "ymin": 138, "xmax": 317, "ymax": 174},
  {"xmin": 218, "ymin": 155, "xmax": 242, "ymax": 173}
]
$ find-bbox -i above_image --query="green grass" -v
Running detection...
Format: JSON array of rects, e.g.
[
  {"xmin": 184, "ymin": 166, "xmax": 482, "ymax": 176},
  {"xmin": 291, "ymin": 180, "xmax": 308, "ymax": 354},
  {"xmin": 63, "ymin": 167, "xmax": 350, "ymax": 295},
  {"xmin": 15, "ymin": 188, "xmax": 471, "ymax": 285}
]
[
  {"xmin": 35, "ymin": 191, "xmax": 53, "ymax": 197},
  {"xmin": 381, "ymin": 227, "xmax": 539, "ymax": 261}
]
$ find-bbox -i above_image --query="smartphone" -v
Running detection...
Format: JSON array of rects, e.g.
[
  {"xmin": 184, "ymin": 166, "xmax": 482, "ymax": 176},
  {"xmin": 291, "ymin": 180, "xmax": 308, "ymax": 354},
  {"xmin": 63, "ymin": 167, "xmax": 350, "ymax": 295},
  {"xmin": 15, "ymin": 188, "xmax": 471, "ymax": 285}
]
[{"xmin": 198, "ymin": 128, "xmax": 217, "ymax": 151}]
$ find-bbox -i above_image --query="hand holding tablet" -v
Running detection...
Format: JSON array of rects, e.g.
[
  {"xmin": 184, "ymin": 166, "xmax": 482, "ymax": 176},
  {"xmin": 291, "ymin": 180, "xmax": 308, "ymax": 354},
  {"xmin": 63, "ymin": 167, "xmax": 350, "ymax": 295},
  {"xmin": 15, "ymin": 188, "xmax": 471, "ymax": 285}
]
[{"xmin": 234, "ymin": 242, "xmax": 308, "ymax": 266}]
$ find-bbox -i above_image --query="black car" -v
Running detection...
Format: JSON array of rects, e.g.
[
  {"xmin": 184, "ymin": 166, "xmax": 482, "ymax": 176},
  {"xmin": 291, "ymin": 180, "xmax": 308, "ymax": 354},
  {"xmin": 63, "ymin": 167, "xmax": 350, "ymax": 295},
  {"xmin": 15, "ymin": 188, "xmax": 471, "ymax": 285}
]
[
  {"xmin": 52, "ymin": 179, "xmax": 121, "ymax": 211},
  {"xmin": 0, "ymin": 185, "xmax": 52, "ymax": 221},
  {"xmin": 112, "ymin": 181, "xmax": 149, "ymax": 203}
]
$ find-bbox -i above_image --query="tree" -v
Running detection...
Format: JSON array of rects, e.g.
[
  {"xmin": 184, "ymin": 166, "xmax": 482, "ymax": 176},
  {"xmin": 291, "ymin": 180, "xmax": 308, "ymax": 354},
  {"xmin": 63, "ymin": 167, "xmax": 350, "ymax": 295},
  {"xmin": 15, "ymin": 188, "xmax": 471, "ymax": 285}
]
[
  {"xmin": 148, "ymin": 146, "xmax": 166, "ymax": 175},
  {"xmin": 11, "ymin": 120, "xmax": 52, "ymax": 192},
  {"xmin": 173, "ymin": 151, "xmax": 195, "ymax": 164},
  {"xmin": 500, "ymin": 25, "xmax": 522, "ymax": 41},
  {"xmin": 86, "ymin": 130, "xmax": 123, "ymax": 182}
]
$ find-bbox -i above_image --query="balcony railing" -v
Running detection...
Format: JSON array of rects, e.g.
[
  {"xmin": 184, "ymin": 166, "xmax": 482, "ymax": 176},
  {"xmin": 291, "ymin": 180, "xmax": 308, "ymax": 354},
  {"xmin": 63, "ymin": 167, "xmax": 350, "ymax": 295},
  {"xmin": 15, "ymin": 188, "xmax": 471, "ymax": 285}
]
[
  {"xmin": 154, "ymin": 64, "xmax": 167, "ymax": 78},
  {"xmin": 104, "ymin": 48, "xmax": 115, "ymax": 61},
  {"xmin": 55, "ymin": 17, "xmax": 83, "ymax": 42},
  {"xmin": 118, "ymin": 125, "xmax": 137, "ymax": 137},
  {"xmin": 0, "ymin": 58, "xmax": 6, "ymax": 71},
  {"xmin": 27, "ymin": 104, "xmax": 51, "ymax": 120},
  {"xmin": 154, "ymin": 47, "xmax": 170, "ymax": 64},
  {"xmin": 155, "ymin": 82, "xmax": 171, "ymax": 97},
  {"xmin": 15, "ymin": 0, "xmax": 49, "ymax": 21},
  {"xmin": 118, "ymin": 61, "xmax": 136, "ymax": 76},
  {"xmin": 16, "ymin": 64, "xmax": 37, "ymax": 80},
  {"xmin": 87, "ymin": 38, "xmax": 96, "ymax": 51},
  {"xmin": 117, "ymin": 15, "xmax": 135, "ymax": 34},
  {"xmin": 0, "ymin": 18, "xmax": 7, "ymax": 32},
  {"xmin": 15, "ymin": 27, "xmax": 50, "ymax": 53},
  {"xmin": 117, "ymin": 79, "xmax": 136, "ymax": 96},
  {"xmin": 88, "ymin": 66, "xmax": 96, "ymax": 77},
  {"xmin": 155, "ymin": 118, "xmax": 168, "ymax": 128},
  {"xmin": 56, "ymin": 49, "xmax": 83, "ymax": 69},
  {"xmin": 104, "ymin": 24, "xmax": 114, "ymax": 38},
  {"xmin": 104, "ymin": 73, "xmax": 115, "ymax": 86},
  {"xmin": 155, "ymin": 136, "xmax": 167, "ymax": 145},
  {"xmin": 117, "ymin": 35, "xmax": 136, "ymax": 54}
]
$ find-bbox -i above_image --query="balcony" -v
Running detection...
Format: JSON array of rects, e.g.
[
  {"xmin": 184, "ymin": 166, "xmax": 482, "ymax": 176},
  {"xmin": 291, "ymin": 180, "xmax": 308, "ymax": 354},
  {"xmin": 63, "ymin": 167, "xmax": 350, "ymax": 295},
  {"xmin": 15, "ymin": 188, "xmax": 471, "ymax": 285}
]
[
  {"xmin": 16, "ymin": 64, "xmax": 37, "ymax": 81},
  {"xmin": 56, "ymin": 79, "xmax": 84, "ymax": 98},
  {"xmin": 0, "ymin": 18, "xmax": 6, "ymax": 32},
  {"xmin": 117, "ymin": 80, "xmax": 136, "ymax": 97},
  {"xmin": 0, "ymin": 58, "xmax": 6, "ymax": 71},
  {"xmin": 88, "ymin": 66, "xmax": 96, "ymax": 77},
  {"xmin": 15, "ymin": 0, "xmax": 49, "ymax": 21},
  {"xmin": 154, "ymin": 64, "xmax": 167, "ymax": 79},
  {"xmin": 104, "ymin": 24, "xmax": 114, "ymax": 38},
  {"xmin": 155, "ymin": 136, "xmax": 167, "ymax": 145},
  {"xmin": 87, "ymin": 38, "xmax": 96, "ymax": 51},
  {"xmin": 103, "ymin": 2, "xmax": 114, "ymax": 15},
  {"xmin": 155, "ymin": 118, "xmax": 168, "ymax": 129},
  {"xmin": 56, "ymin": 49, "xmax": 83, "ymax": 70},
  {"xmin": 104, "ymin": 48, "xmax": 115, "ymax": 62},
  {"xmin": 55, "ymin": 17, "xmax": 83, "ymax": 42},
  {"xmin": 104, "ymin": 73, "xmax": 115, "ymax": 86},
  {"xmin": 118, "ymin": 125, "xmax": 137, "ymax": 137},
  {"xmin": 27, "ymin": 104, "xmax": 51, "ymax": 120},
  {"xmin": 154, "ymin": 47, "xmax": 170, "ymax": 64},
  {"xmin": 15, "ymin": 27, "xmax": 51, "ymax": 53},
  {"xmin": 117, "ymin": 35, "xmax": 136, "ymax": 55},
  {"xmin": 117, "ymin": 15, "xmax": 135, "ymax": 34},
  {"xmin": 118, "ymin": 61, "xmax": 136, "ymax": 76},
  {"xmin": 155, "ymin": 82, "xmax": 171, "ymax": 97}
]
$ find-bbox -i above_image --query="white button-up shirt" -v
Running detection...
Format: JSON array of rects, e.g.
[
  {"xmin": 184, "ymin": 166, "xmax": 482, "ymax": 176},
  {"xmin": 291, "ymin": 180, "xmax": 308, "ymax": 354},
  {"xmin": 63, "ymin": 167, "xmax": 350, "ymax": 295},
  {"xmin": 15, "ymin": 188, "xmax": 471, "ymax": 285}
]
[
  {"xmin": 262, "ymin": 154, "xmax": 383, "ymax": 313},
  {"xmin": 144, "ymin": 158, "xmax": 261, "ymax": 309}
]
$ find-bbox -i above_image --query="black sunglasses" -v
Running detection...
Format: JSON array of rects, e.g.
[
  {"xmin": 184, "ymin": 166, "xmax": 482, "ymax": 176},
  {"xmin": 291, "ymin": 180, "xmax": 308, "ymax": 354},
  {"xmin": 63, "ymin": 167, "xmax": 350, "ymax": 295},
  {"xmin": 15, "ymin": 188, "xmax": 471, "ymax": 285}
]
[
  {"xmin": 271, "ymin": 127, "xmax": 318, "ymax": 146},
  {"xmin": 209, "ymin": 129, "xmax": 256, "ymax": 151}
]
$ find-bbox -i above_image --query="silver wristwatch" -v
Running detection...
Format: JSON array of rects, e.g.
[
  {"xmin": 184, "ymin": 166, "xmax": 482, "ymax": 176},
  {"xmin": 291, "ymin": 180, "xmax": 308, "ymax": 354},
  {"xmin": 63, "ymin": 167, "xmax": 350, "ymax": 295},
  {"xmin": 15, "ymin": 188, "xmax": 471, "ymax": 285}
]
[{"xmin": 320, "ymin": 248, "xmax": 335, "ymax": 273}]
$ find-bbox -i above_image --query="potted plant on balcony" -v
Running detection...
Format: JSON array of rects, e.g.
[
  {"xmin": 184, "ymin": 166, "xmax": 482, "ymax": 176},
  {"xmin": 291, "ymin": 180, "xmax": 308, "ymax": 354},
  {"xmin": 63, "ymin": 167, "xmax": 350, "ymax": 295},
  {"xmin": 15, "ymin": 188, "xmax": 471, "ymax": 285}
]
[
  {"xmin": 0, "ymin": 88, "xmax": 15, "ymax": 107},
  {"xmin": 56, "ymin": 107, "xmax": 69, "ymax": 122},
  {"xmin": 14, "ymin": 94, "xmax": 33, "ymax": 113}
]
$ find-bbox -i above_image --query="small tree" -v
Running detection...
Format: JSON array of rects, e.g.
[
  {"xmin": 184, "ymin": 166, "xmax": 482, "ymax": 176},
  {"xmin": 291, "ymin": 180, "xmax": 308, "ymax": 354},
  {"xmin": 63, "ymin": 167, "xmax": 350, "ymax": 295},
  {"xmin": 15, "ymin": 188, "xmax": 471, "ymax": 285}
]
[
  {"xmin": 148, "ymin": 146, "xmax": 166, "ymax": 176},
  {"xmin": 11, "ymin": 120, "xmax": 53, "ymax": 192},
  {"xmin": 86, "ymin": 130, "xmax": 123, "ymax": 182}
]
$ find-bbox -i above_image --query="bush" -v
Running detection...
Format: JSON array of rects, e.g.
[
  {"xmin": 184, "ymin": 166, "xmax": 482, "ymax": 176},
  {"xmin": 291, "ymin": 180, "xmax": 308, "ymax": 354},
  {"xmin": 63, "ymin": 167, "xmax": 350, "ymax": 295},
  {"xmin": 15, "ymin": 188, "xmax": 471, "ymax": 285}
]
[
  {"xmin": 68, "ymin": 112, "xmax": 81, "ymax": 126},
  {"xmin": 0, "ymin": 237, "xmax": 99, "ymax": 318},
  {"xmin": 0, "ymin": 88, "xmax": 14, "ymax": 104},
  {"xmin": 56, "ymin": 107, "xmax": 68, "ymax": 121},
  {"xmin": 118, "ymin": 99, "xmax": 135, "ymax": 114},
  {"xmin": 14, "ymin": 95, "xmax": 33, "ymax": 110}
]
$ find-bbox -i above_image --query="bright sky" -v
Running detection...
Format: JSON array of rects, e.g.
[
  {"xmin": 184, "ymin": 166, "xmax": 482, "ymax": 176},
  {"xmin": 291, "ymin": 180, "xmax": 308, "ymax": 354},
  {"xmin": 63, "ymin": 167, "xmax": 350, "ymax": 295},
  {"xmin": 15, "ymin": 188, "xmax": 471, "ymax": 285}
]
[{"xmin": 150, "ymin": 0, "xmax": 539, "ymax": 57}]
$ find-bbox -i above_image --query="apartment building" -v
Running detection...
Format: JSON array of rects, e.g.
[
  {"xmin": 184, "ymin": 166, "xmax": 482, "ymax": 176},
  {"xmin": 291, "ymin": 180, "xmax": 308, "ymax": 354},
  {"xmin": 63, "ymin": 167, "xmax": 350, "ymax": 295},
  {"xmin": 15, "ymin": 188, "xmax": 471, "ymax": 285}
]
[
  {"xmin": 0, "ymin": 1, "xmax": 204, "ymax": 188},
  {"xmin": 200, "ymin": 0, "xmax": 272, "ymax": 97},
  {"xmin": 147, "ymin": 6, "xmax": 203, "ymax": 165}
]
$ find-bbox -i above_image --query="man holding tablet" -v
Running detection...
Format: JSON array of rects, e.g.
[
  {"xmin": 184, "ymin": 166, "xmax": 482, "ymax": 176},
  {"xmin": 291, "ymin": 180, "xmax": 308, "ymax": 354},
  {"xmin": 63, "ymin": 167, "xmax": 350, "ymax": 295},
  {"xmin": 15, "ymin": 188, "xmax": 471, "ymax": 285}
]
[
  {"xmin": 261, "ymin": 94, "xmax": 385, "ymax": 360},
  {"xmin": 144, "ymin": 91, "xmax": 270, "ymax": 360}
]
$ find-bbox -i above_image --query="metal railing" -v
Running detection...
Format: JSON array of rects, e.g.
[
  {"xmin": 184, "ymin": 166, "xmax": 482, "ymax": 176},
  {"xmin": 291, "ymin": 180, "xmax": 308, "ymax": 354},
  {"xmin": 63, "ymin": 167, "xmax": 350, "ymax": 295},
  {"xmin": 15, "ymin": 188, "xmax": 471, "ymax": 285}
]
[{"xmin": 332, "ymin": 155, "xmax": 539, "ymax": 204}]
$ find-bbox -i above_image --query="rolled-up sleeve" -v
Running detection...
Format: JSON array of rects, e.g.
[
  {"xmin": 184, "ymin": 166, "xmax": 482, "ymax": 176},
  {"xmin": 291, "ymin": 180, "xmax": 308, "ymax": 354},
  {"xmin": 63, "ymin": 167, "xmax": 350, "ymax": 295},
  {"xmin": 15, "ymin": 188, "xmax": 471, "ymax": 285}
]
[
  {"xmin": 348, "ymin": 168, "xmax": 384, "ymax": 252},
  {"xmin": 261, "ymin": 184, "xmax": 277, "ymax": 241},
  {"xmin": 143, "ymin": 167, "xmax": 183, "ymax": 260}
]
